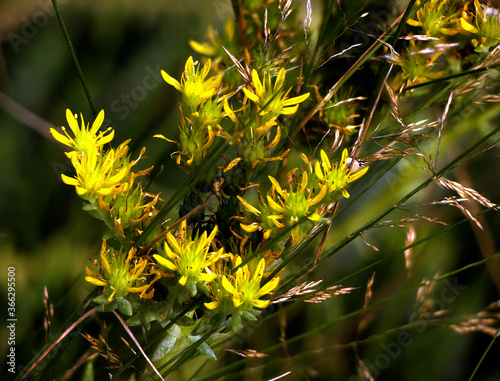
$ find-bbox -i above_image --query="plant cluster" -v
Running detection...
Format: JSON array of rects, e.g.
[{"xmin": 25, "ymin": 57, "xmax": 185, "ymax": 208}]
[{"xmin": 32, "ymin": 0, "xmax": 500, "ymax": 379}]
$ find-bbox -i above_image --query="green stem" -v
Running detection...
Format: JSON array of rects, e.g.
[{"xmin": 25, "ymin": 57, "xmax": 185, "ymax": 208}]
[
  {"xmin": 404, "ymin": 62, "xmax": 500, "ymax": 91},
  {"xmin": 319, "ymin": 121, "xmax": 500, "ymax": 264},
  {"xmin": 468, "ymin": 324, "xmax": 500, "ymax": 381},
  {"xmin": 51, "ymin": 0, "xmax": 97, "ymax": 116}
]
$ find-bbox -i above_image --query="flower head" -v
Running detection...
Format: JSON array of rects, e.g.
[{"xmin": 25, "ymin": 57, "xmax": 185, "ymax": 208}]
[
  {"xmin": 314, "ymin": 149, "xmax": 369, "ymax": 199},
  {"xmin": 61, "ymin": 142, "xmax": 131, "ymax": 200},
  {"xmin": 85, "ymin": 240, "xmax": 156, "ymax": 301},
  {"xmin": 153, "ymin": 220, "xmax": 223, "ymax": 296},
  {"xmin": 155, "ymin": 99, "xmax": 225, "ymax": 172},
  {"xmin": 406, "ymin": 0, "xmax": 460, "ymax": 37},
  {"xmin": 460, "ymin": 0, "xmax": 500, "ymax": 52},
  {"xmin": 316, "ymin": 86, "xmax": 362, "ymax": 134},
  {"xmin": 237, "ymin": 170, "xmax": 326, "ymax": 243},
  {"xmin": 98, "ymin": 179, "xmax": 160, "ymax": 238},
  {"xmin": 50, "ymin": 109, "xmax": 114, "ymax": 159},
  {"xmin": 162, "ymin": 56, "xmax": 223, "ymax": 109},
  {"xmin": 243, "ymin": 68, "xmax": 309, "ymax": 121},
  {"xmin": 205, "ymin": 256, "xmax": 279, "ymax": 312}
]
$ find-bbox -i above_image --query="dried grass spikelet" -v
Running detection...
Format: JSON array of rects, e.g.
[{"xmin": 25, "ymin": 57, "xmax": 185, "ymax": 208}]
[
  {"xmin": 412, "ymin": 272, "xmax": 450, "ymax": 321},
  {"xmin": 435, "ymin": 177, "xmax": 499, "ymax": 229},
  {"xmin": 437, "ymin": 177, "xmax": 498, "ymax": 209},
  {"xmin": 356, "ymin": 273, "xmax": 376, "ymax": 334},
  {"xmin": 81, "ymin": 332, "xmax": 123, "ymax": 369},
  {"xmin": 225, "ymin": 348, "xmax": 268, "ymax": 358},
  {"xmin": 272, "ymin": 280, "xmax": 356, "ymax": 304},
  {"xmin": 404, "ymin": 226, "xmax": 416, "ymax": 278},
  {"xmin": 305, "ymin": 285, "xmax": 358, "ymax": 303},
  {"xmin": 449, "ymin": 299, "xmax": 500, "ymax": 337}
]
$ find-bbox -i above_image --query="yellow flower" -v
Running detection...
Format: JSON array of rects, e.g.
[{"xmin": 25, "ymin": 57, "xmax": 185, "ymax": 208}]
[
  {"xmin": 406, "ymin": 0, "xmax": 460, "ymax": 37},
  {"xmin": 223, "ymin": 93, "xmax": 290, "ymax": 170},
  {"xmin": 314, "ymin": 149, "xmax": 368, "ymax": 198},
  {"xmin": 460, "ymin": 0, "xmax": 500, "ymax": 52},
  {"xmin": 161, "ymin": 56, "xmax": 223, "ymax": 109},
  {"xmin": 266, "ymin": 172, "xmax": 326, "ymax": 242},
  {"xmin": 153, "ymin": 220, "xmax": 223, "ymax": 295},
  {"xmin": 61, "ymin": 143, "xmax": 130, "ymax": 200},
  {"xmin": 243, "ymin": 68, "xmax": 309, "ymax": 120},
  {"xmin": 85, "ymin": 240, "xmax": 156, "ymax": 301},
  {"xmin": 205, "ymin": 256, "xmax": 279, "ymax": 311},
  {"xmin": 50, "ymin": 109, "xmax": 114, "ymax": 158},
  {"xmin": 389, "ymin": 41, "xmax": 445, "ymax": 88},
  {"xmin": 237, "ymin": 171, "xmax": 326, "ymax": 243},
  {"xmin": 189, "ymin": 19, "xmax": 235, "ymax": 58}
]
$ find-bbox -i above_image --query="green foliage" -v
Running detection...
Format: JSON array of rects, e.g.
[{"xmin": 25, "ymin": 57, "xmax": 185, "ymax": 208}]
[{"xmin": 3, "ymin": 0, "xmax": 500, "ymax": 380}]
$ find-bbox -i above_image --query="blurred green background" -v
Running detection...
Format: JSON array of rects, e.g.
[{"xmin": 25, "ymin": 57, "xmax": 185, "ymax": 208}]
[{"xmin": 1, "ymin": 0, "xmax": 500, "ymax": 380}]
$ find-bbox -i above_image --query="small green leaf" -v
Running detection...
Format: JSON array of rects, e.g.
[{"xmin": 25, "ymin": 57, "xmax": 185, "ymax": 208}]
[
  {"xmin": 230, "ymin": 314, "xmax": 242, "ymax": 332},
  {"xmin": 102, "ymin": 299, "xmax": 118, "ymax": 312},
  {"xmin": 150, "ymin": 301, "xmax": 171, "ymax": 320},
  {"xmin": 241, "ymin": 310, "xmax": 258, "ymax": 322},
  {"xmin": 82, "ymin": 203, "xmax": 97, "ymax": 211},
  {"xmin": 93, "ymin": 294, "xmax": 109, "ymax": 305},
  {"xmin": 208, "ymin": 313, "xmax": 226, "ymax": 329},
  {"xmin": 116, "ymin": 297, "xmax": 133, "ymax": 316},
  {"xmin": 197, "ymin": 281, "xmax": 210, "ymax": 293},
  {"xmin": 93, "ymin": 289, "xmax": 114, "ymax": 305},
  {"xmin": 151, "ymin": 334, "xmax": 177, "ymax": 362},
  {"xmin": 189, "ymin": 336, "xmax": 216, "ymax": 360},
  {"xmin": 140, "ymin": 312, "xmax": 152, "ymax": 331},
  {"xmin": 126, "ymin": 314, "xmax": 141, "ymax": 327},
  {"xmin": 175, "ymin": 314, "xmax": 196, "ymax": 327}
]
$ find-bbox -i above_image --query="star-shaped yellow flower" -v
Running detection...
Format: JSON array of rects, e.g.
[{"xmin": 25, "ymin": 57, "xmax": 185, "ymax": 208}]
[
  {"xmin": 153, "ymin": 221, "xmax": 223, "ymax": 295},
  {"xmin": 85, "ymin": 240, "xmax": 156, "ymax": 301},
  {"xmin": 161, "ymin": 56, "xmax": 223, "ymax": 109},
  {"xmin": 315, "ymin": 148, "xmax": 369, "ymax": 198},
  {"xmin": 205, "ymin": 256, "xmax": 279, "ymax": 311},
  {"xmin": 61, "ymin": 144, "xmax": 130, "ymax": 200},
  {"xmin": 243, "ymin": 68, "xmax": 309, "ymax": 120},
  {"xmin": 50, "ymin": 109, "xmax": 114, "ymax": 158}
]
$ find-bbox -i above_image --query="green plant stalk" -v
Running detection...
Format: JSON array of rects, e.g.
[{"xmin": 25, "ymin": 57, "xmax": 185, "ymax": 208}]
[
  {"xmin": 317, "ymin": 121, "xmax": 500, "ymax": 266},
  {"xmin": 468, "ymin": 324, "xmax": 500, "ymax": 380},
  {"xmin": 134, "ymin": 138, "xmax": 230, "ymax": 249},
  {"xmin": 199, "ymin": 251, "xmax": 500, "ymax": 380},
  {"xmin": 51, "ymin": 0, "xmax": 97, "ymax": 116}
]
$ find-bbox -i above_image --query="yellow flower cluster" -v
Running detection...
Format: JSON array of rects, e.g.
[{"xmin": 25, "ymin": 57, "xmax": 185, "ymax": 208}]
[
  {"xmin": 157, "ymin": 57, "xmax": 310, "ymax": 172},
  {"xmin": 237, "ymin": 149, "xmax": 368, "ymax": 244},
  {"xmin": 460, "ymin": 0, "xmax": 500, "ymax": 52},
  {"xmin": 85, "ymin": 240, "xmax": 158, "ymax": 302},
  {"xmin": 54, "ymin": 1, "xmax": 375, "ymax": 342},
  {"xmin": 50, "ymin": 109, "xmax": 160, "ymax": 241},
  {"xmin": 398, "ymin": 0, "xmax": 500, "ymax": 88},
  {"xmin": 53, "ymin": 105, "xmax": 283, "ymax": 330}
]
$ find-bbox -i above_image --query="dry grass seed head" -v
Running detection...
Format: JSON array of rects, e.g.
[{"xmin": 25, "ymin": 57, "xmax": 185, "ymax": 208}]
[{"xmin": 81, "ymin": 332, "xmax": 123, "ymax": 369}]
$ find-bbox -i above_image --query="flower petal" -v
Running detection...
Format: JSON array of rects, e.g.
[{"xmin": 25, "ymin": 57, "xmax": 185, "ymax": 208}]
[
  {"xmin": 153, "ymin": 254, "xmax": 178, "ymax": 271},
  {"xmin": 161, "ymin": 70, "xmax": 182, "ymax": 91}
]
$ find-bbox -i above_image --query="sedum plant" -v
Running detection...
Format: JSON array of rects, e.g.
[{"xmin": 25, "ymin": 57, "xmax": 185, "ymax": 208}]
[{"xmin": 19, "ymin": 0, "xmax": 500, "ymax": 380}]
